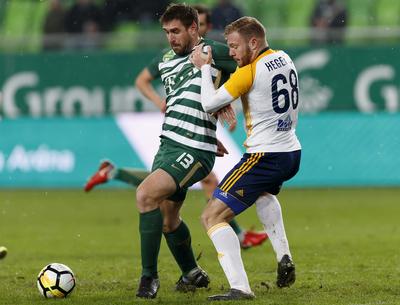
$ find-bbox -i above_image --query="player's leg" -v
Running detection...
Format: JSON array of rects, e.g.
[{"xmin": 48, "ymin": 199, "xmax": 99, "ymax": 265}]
[
  {"xmin": 203, "ymin": 151, "xmax": 295, "ymax": 300},
  {"xmin": 161, "ymin": 200, "xmax": 209, "ymax": 292},
  {"xmin": 84, "ymin": 160, "xmax": 149, "ymax": 191},
  {"xmin": 201, "ymin": 172, "xmax": 244, "ymax": 238},
  {"xmin": 202, "ymin": 199, "xmax": 254, "ymax": 300},
  {"xmin": 200, "ymin": 171, "xmax": 218, "ymax": 200},
  {"xmin": 201, "ymin": 171, "xmax": 268, "ymax": 249},
  {"xmin": 201, "ymin": 153, "xmax": 270, "ymax": 300},
  {"xmin": 113, "ymin": 168, "xmax": 149, "ymax": 187},
  {"xmin": 255, "ymin": 193, "xmax": 295, "ymax": 287},
  {"xmin": 136, "ymin": 138, "xmax": 215, "ymax": 298},
  {"xmin": 135, "ymin": 169, "xmax": 176, "ymax": 299},
  {"xmin": 254, "ymin": 150, "xmax": 301, "ymax": 288}
]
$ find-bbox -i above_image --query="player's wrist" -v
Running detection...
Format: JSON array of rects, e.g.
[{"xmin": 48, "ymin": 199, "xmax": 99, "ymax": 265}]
[{"xmin": 201, "ymin": 64, "xmax": 212, "ymax": 73}]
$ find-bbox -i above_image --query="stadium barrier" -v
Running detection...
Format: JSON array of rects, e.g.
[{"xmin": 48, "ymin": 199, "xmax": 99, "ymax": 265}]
[
  {"xmin": 1, "ymin": 45, "xmax": 399, "ymax": 118},
  {"xmin": 1, "ymin": 112, "xmax": 399, "ymax": 188}
]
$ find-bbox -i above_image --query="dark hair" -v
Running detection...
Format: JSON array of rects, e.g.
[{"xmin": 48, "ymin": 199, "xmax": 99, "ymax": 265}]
[
  {"xmin": 192, "ymin": 4, "xmax": 211, "ymax": 25},
  {"xmin": 159, "ymin": 3, "xmax": 198, "ymax": 28},
  {"xmin": 224, "ymin": 16, "xmax": 266, "ymax": 41}
]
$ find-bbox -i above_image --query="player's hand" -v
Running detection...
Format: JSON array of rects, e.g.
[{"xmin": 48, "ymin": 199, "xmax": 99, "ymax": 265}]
[
  {"xmin": 216, "ymin": 105, "xmax": 237, "ymax": 132},
  {"xmin": 190, "ymin": 43, "xmax": 212, "ymax": 68},
  {"xmin": 216, "ymin": 139, "xmax": 229, "ymax": 157}
]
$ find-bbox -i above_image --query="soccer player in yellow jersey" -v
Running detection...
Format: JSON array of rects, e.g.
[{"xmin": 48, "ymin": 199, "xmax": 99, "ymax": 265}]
[{"xmin": 191, "ymin": 16, "xmax": 301, "ymax": 300}]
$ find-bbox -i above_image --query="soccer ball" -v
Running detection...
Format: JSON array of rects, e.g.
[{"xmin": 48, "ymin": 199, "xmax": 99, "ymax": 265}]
[{"xmin": 37, "ymin": 263, "xmax": 76, "ymax": 298}]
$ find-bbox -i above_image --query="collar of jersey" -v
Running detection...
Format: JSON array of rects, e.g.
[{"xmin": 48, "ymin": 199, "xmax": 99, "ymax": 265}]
[{"xmin": 257, "ymin": 47, "xmax": 272, "ymax": 58}]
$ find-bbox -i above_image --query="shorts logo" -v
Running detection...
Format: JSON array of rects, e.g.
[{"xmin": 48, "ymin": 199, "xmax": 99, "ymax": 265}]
[
  {"xmin": 277, "ymin": 115, "xmax": 292, "ymax": 131},
  {"xmin": 171, "ymin": 163, "xmax": 181, "ymax": 171},
  {"xmin": 219, "ymin": 191, "xmax": 228, "ymax": 198},
  {"xmin": 235, "ymin": 189, "xmax": 244, "ymax": 197}
]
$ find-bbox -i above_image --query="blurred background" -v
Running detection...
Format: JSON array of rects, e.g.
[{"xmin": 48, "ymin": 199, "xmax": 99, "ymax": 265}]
[{"xmin": 0, "ymin": 0, "xmax": 399, "ymax": 189}]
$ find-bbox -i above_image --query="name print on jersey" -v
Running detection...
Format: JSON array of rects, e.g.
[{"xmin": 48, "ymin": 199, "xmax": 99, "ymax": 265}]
[{"xmin": 264, "ymin": 56, "xmax": 288, "ymax": 72}]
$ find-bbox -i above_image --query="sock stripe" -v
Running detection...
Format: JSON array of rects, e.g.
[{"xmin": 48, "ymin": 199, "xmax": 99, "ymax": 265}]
[{"xmin": 207, "ymin": 222, "xmax": 230, "ymax": 237}]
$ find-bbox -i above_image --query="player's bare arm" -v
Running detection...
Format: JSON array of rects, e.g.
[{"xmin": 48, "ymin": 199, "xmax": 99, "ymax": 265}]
[{"xmin": 135, "ymin": 67, "xmax": 166, "ymax": 112}]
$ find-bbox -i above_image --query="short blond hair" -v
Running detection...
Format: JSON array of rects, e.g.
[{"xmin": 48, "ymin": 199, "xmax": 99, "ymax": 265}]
[{"xmin": 224, "ymin": 16, "xmax": 266, "ymax": 41}]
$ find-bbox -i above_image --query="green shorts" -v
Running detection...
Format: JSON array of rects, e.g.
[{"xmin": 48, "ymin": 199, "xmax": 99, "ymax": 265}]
[{"xmin": 152, "ymin": 137, "xmax": 216, "ymax": 202}]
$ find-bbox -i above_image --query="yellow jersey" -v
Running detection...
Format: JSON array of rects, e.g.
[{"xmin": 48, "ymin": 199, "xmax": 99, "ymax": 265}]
[{"xmin": 213, "ymin": 48, "xmax": 301, "ymax": 153}]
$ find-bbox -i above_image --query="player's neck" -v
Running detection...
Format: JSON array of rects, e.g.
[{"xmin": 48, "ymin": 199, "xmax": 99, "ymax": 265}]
[
  {"xmin": 192, "ymin": 35, "xmax": 202, "ymax": 48},
  {"xmin": 252, "ymin": 44, "xmax": 269, "ymax": 61}
]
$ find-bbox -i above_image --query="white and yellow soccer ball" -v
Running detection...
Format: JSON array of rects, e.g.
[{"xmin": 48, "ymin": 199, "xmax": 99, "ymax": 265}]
[{"xmin": 37, "ymin": 263, "xmax": 76, "ymax": 298}]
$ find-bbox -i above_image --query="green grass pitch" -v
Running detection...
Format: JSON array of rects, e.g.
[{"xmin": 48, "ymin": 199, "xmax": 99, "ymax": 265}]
[{"xmin": 1, "ymin": 188, "xmax": 399, "ymax": 305}]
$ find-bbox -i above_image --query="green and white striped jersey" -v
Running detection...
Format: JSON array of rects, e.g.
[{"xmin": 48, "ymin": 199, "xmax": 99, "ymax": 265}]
[{"xmin": 148, "ymin": 38, "xmax": 236, "ymax": 153}]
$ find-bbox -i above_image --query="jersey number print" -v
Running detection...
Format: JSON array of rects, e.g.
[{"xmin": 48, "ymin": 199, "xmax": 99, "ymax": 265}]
[
  {"xmin": 271, "ymin": 69, "xmax": 299, "ymax": 113},
  {"xmin": 176, "ymin": 152, "xmax": 194, "ymax": 169}
]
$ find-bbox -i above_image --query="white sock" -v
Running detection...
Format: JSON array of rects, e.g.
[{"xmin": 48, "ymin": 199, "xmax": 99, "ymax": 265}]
[
  {"xmin": 255, "ymin": 194, "xmax": 292, "ymax": 262},
  {"xmin": 208, "ymin": 223, "xmax": 252, "ymax": 293}
]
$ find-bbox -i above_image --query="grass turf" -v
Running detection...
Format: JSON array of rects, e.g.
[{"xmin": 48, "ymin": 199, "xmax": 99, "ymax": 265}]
[{"xmin": 0, "ymin": 188, "xmax": 399, "ymax": 305}]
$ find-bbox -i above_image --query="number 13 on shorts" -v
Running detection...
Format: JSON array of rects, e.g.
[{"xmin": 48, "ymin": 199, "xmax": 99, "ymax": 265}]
[{"xmin": 176, "ymin": 152, "xmax": 194, "ymax": 169}]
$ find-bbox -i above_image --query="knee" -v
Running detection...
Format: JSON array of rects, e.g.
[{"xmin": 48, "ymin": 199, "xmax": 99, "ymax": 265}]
[
  {"xmin": 201, "ymin": 207, "xmax": 214, "ymax": 230},
  {"xmin": 136, "ymin": 185, "xmax": 157, "ymax": 212}
]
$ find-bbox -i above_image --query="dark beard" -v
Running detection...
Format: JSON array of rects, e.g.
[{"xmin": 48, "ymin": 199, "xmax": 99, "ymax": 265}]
[{"xmin": 174, "ymin": 43, "xmax": 192, "ymax": 56}]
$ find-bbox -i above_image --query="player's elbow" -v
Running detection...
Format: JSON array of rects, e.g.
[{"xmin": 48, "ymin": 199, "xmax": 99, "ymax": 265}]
[
  {"xmin": 135, "ymin": 68, "xmax": 152, "ymax": 90},
  {"xmin": 135, "ymin": 75, "xmax": 143, "ymax": 89}
]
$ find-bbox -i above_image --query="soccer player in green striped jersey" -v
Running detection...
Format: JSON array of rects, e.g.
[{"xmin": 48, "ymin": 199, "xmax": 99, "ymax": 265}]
[
  {"xmin": 85, "ymin": 4, "xmax": 267, "ymax": 251},
  {"xmin": 133, "ymin": 3, "xmax": 238, "ymax": 299},
  {"xmin": 86, "ymin": 3, "xmax": 268, "ymax": 253},
  {"xmin": 85, "ymin": 2, "xmax": 267, "ymax": 296}
]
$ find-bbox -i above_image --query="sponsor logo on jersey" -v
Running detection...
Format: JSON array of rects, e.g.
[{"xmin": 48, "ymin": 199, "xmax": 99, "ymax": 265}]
[
  {"xmin": 162, "ymin": 50, "xmax": 175, "ymax": 62},
  {"xmin": 277, "ymin": 115, "xmax": 292, "ymax": 131}
]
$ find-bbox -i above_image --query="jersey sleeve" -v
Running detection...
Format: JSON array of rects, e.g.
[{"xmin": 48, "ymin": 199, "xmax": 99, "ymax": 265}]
[
  {"xmin": 200, "ymin": 64, "xmax": 235, "ymax": 113},
  {"xmin": 223, "ymin": 65, "xmax": 254, "ymax": 99},
  {"xmin": 146, "ymin": 55, "xmax": 161, "ymax": 79},
  {"xmin": 206, "ymin": 39, "xmax": 237, "ymax": 76}
]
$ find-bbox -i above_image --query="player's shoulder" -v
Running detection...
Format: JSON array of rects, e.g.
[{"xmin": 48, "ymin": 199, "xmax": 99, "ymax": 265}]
[
  {"xmin": 255, "ymin": 49, "xmax": 294, "ymax": 69},
  {"xmin": 160, "ymin": 48, "xmax": 177, "ymax": 63},
  {"xmin": 151, "ymin": 47, "xmax": 180, "ymax": 65},
  {"xmin": 231, "ymin": 62, "xmax": 254, "ymax": 82},
  {"xmin": 203, "ymin": 38, "xmax": 229, "ymax": 55},
  {"xmin": 268, "ymin": 49, "xmax": 294, "ymax": 63},
  {"xmin": 203, "ymin": 38, "xmax": 226, "ymax": 48}
]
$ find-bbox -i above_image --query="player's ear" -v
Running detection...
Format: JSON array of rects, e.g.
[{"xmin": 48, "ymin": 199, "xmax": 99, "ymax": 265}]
[
  {"xmin": 249, "ymin": 37, "xmax": 258, "ymax": 51},
  {"xmin": 189, "ymin": 21, "xmax": 198, "ymax": 35}
]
